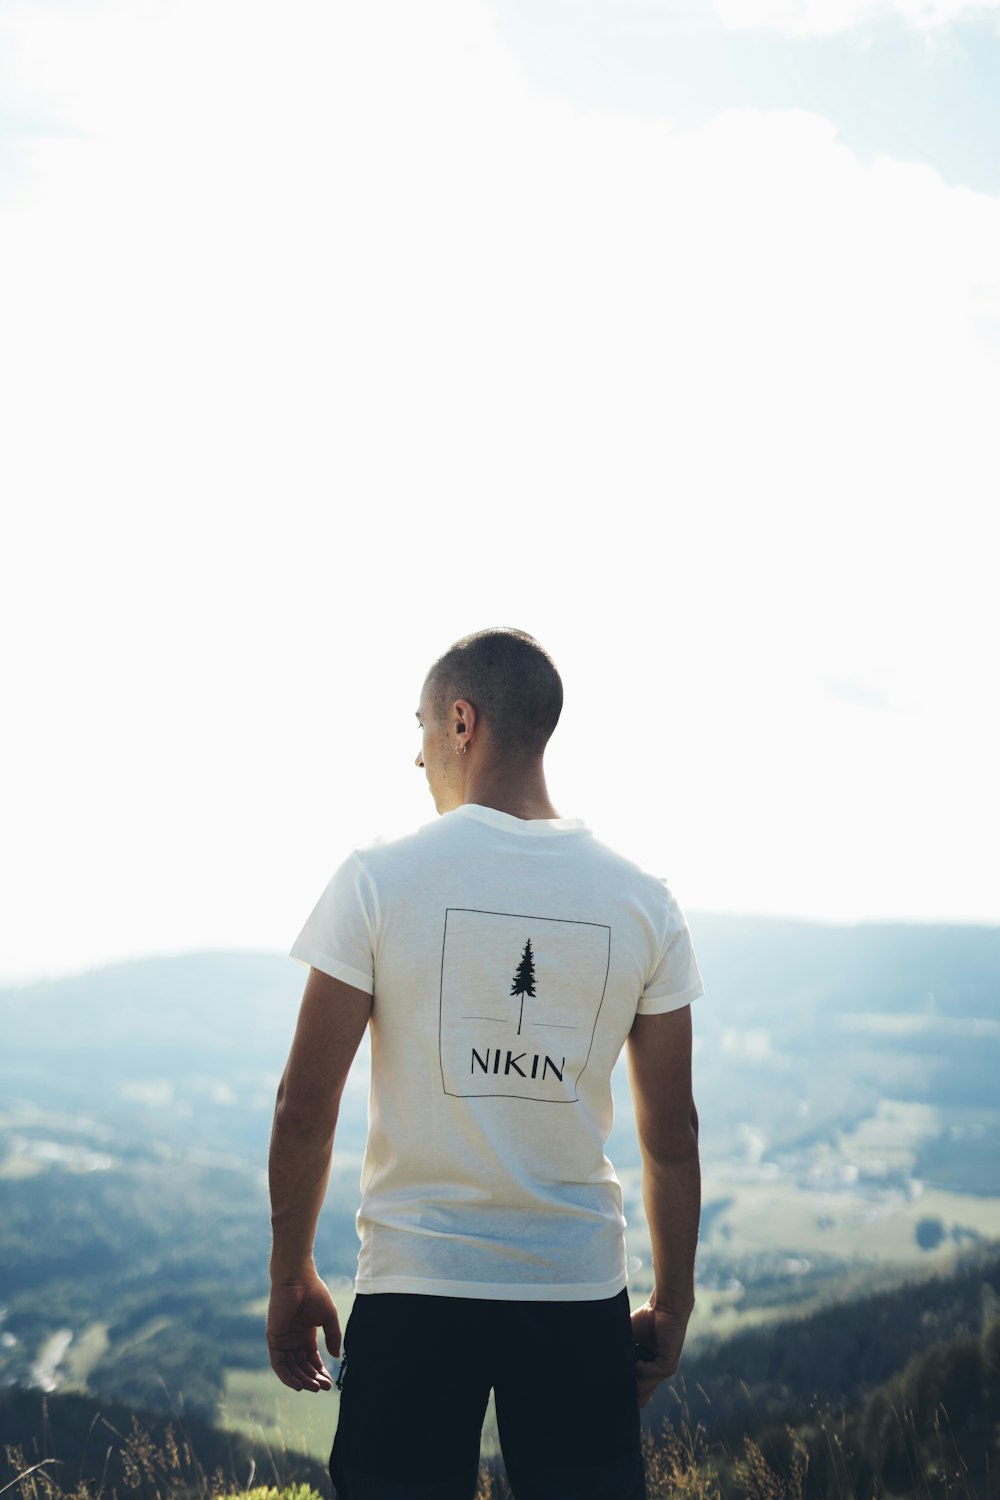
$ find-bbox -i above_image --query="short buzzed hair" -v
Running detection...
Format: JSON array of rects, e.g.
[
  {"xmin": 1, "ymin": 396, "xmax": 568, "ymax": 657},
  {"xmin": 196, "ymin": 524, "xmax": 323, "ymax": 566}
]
[{"xmin": 427, "ymin": 628, "xmax": 563, "ymax": 756}]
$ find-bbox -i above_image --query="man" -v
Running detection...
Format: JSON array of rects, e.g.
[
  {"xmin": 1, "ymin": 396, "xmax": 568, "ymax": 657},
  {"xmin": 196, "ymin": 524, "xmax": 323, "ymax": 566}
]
[{"xmin": 267, "ymin": 627, "xmax": 703, "ymax": 1500}]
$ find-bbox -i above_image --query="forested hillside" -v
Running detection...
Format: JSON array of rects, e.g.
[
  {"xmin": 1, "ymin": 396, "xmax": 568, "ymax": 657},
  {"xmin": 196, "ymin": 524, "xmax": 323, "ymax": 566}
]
[
  {"xmin": 0, "ymin": 1386, "xmax": 330, "ymax": 1497},
  {"xmin": 4, "ymin": 1246, "xmax": 999, "ymax": 1498},
  {"xmin": 653, "ymin": 1244, "xmax": 1000, "ymax": 1497}
]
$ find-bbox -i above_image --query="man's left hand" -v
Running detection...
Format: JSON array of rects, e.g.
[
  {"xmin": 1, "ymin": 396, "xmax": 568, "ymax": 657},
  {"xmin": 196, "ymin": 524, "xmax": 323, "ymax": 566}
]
[{"xmin": 266, "ymin": 1272, "xmax": 341, "ymax": 1392}]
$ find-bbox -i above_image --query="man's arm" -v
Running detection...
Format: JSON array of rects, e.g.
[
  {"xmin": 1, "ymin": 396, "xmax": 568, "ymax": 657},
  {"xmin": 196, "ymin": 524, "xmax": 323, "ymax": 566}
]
[
  {"xmin": 625, "ymin": 1003, "xmax": 700, "ymax": 1408},
  {"xmin": 266, "ymin": 966, "xmax": 372, "ymax": 1392}
]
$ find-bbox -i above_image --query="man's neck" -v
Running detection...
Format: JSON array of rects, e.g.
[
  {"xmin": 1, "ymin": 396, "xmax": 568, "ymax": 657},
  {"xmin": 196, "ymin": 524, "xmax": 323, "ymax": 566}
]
[{"xmin": 460, "ymin": 760, "xmax": 560, "ymax": 821}]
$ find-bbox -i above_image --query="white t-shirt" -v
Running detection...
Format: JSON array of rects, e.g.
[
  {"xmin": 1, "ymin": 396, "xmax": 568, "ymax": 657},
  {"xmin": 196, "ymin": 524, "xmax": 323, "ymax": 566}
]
[{"xmin": 290, "ymin": 803, "xmax": 704, "ymax": 1301}]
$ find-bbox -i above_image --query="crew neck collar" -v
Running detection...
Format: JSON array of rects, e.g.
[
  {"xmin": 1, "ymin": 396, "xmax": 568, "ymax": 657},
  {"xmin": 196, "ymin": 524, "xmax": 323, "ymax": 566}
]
[{"xmin": 450, "ymin": 803, "xmax": 587, "ymax": 836}]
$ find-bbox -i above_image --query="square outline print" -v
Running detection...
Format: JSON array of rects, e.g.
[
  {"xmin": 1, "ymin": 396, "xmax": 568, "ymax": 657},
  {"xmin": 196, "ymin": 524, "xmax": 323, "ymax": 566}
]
[{"xmin": 438, "ymin": 907, "xmax": 612, "ymax": 1103}]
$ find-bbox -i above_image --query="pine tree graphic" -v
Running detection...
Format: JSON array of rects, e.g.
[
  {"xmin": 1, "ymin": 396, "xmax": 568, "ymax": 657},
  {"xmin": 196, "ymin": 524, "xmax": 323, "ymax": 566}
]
[{"xmin": 510, "ymin": 938, "xmax": 536, "ymax": 1036}]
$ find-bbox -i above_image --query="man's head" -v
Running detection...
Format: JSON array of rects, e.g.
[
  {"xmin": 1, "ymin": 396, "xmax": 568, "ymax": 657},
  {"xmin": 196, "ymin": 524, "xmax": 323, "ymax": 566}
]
[{"xmin": 415, "ymin": 628, "xmax": 563, "ymax": 812}]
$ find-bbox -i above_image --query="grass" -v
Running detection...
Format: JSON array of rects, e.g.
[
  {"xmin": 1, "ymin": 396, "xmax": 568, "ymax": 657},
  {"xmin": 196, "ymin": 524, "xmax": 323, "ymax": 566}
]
[
  {"xmin": 222, "ymin": 1365, "xmax": 501, "ymax": 1465},
  {"xmin": 0, "ymin": 1424, "xmax": 801, "ymax": 1500},
  {"xmin": 219, "ymin": 1372, "xmax": 338, "ymax": 1465},
  {"xmin": 2, "ymin": 1393, "xmax": 986, "ymax": 1500}
]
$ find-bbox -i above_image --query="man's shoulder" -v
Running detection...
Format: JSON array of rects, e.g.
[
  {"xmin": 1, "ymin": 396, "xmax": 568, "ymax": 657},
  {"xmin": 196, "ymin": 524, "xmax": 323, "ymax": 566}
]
[
  {"xmin": 581, "ymin": 832, "xmax": 695, "ymax": 939},
  {"xmin": 585, "ymin": 827, "xmax": 674, "ymax": 890},
  {"xmin": 349, "ymin": 813, "xmax": 457, "ymax": 870}
]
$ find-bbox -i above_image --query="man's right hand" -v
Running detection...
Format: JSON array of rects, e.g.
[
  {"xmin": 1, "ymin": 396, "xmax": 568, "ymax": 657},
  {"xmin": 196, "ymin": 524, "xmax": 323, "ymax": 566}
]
[{"xmin": 631, "ymin": 1300, "xmax": 692, "ymax": 1408}]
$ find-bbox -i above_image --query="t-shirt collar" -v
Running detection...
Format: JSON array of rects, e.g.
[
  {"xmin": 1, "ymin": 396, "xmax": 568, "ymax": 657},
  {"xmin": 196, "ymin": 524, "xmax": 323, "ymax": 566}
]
[{"xmin": 449, "ymin": 803, "xmax": 587, "ymax": 836}]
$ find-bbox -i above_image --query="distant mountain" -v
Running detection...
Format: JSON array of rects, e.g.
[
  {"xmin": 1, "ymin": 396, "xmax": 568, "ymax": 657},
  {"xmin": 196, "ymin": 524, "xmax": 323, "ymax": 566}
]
[
  {"xmin": 0, "ymin": 950, "xmax": 301, "ymax": 1061},
  {"xmin": 4, "ymin": 915, "xmax": 997, "ymax": 1053},
  {"xmin": 691, "ymin": 912, "xmax": 1000, "ymax": 1021},
  {"xmin": 2, "ymin": 915, "xmax": 998, "ymax": 1164},
  {"xmin": 681, "ymin": 912, "xmax": 1000, "ymax": 1160}
]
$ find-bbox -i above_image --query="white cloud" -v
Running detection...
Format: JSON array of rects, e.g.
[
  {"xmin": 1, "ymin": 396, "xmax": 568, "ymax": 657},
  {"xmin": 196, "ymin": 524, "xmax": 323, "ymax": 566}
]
[
  {"xmin": 711, "ymin": 0, "xmax": 1000, "ymax": 33},
  {"xmin": 737, "ymin": 1123, "xmax": 768, "ymax": 1166},
  {"xmin": 722, "ymin": 1028, "xmax": 774, "ymax": 1061},
  {"xmin": 119, "ymin": 1081, "xmax": 174, "ymax": 1108},
  {"xmin": 0, "ymin": 0, "xmax": 998, "ymax": 977}
]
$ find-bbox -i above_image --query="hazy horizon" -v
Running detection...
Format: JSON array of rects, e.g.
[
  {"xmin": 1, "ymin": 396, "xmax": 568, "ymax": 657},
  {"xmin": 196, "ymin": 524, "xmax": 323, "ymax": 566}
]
[{"xmin": 3, "ymin": 900, "xmax": 999, "ymax": 990}]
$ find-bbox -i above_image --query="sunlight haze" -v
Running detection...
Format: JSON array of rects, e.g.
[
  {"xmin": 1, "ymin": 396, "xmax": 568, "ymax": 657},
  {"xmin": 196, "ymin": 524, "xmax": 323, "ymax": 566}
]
[{"xmin": 1, "ymin": 0, "xmax": 996, "ymax": 983}]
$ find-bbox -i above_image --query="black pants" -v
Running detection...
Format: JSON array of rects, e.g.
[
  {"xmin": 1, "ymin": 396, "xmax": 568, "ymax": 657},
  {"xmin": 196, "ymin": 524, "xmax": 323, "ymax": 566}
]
[{"xmin": 329, "ymin": 1289, "xmax": 646, "ymax": 1500}]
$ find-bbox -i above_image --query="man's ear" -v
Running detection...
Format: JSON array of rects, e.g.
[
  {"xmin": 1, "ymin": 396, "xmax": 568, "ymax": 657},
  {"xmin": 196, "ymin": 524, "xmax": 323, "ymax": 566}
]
[{"xmin": 452, "ymin": 698, "xmax": 478, "ymax": 743}]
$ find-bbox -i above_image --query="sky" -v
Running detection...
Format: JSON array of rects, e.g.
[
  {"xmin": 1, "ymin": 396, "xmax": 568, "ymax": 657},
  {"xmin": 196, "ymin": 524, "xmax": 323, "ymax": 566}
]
[{"xmin": 1, "ymin": 0, "xmax": 997, "ymax": 984}]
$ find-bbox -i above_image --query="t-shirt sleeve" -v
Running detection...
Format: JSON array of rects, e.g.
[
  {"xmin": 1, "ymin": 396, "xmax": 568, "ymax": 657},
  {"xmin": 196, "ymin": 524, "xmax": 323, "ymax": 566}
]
[
  {"xmin": 636, "ymin": 886, "xmax": 705, "ymax": 1015},
  {"xmin": 289, "ymin": 851, "xmax": 377, "ymax": 995}
]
